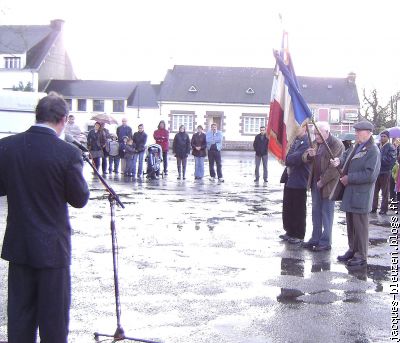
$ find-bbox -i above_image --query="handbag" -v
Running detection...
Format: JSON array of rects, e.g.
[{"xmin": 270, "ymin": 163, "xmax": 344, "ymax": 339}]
[
  {"xmin": 329, "ymin": 178, "xmax": 345, "ymax": 201},
  {"xmin": 280, "ymin": 167, "xmax": 288, "ymax": 184},
  {"xmin": 392, "ymin": 162, "xmax": 399, "ymax": 181}
]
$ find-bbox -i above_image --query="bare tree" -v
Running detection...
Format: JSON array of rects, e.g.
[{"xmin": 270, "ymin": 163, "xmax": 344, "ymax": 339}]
[{"xmin": 362, "ymin": 88, "xmax": 398, "ymax": 133}]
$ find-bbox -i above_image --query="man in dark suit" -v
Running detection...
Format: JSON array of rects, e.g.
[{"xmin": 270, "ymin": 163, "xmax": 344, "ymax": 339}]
[
  {"xmin": 253, "ymin": 126, "xmax": 269, "ymax": 183},
  {"xmin": 0, "ymin": 92, "xmax": 90, "ymax": 343}
]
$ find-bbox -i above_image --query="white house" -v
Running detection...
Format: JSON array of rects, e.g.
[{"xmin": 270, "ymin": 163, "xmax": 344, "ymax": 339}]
[
  {"xmin": 0, "ymin": 19, "xmax": 75, "ymax": 92},
  {"xmin": 159, "ymin": 65, "xmax": 360, "ymax": 149}
]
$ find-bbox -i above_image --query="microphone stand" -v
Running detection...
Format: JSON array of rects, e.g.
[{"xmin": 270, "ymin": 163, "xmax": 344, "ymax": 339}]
[{"xmin": 82, "ymin": 154, "xmax": 160, "ymax": 343}]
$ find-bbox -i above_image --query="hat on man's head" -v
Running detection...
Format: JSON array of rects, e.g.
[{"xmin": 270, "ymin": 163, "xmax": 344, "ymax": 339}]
[
  {"xmin": 353, "ymin": 120, "xmax": 374, "ymax": 131},
  {"xmin": 380, "ymin": 130, "xmax": 390, "ymax": 137}
]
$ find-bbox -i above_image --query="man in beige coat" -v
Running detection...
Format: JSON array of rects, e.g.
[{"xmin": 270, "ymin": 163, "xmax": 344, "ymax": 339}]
[{"xmin": 302, "ymin": 121, "xmax": 344, "ymax": 251}]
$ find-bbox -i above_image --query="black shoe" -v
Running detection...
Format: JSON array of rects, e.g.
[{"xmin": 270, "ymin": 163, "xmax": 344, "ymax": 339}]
[
  {"xmin": 370, "ymin": 209, "xmax": 377, "ymax": 214},
  {"xmin": 254, "ymin": 178, "xmax": 259, "ymax": 182},
  {"xmin": 279, "ymin": 233, "xmax": 290, "ymax": 241},
  {"xmin": 337, "ymin": 251, "xmax": 354, "ymax": 262},
  {"xmin": 379, "ymin": 210, "xmax": 387, "ymax": 215},
  {"xmin": 287, "ymin": 237, "xmax": 303, "ymax": 244},
  {"xmin": 312, "ymin": 245, "xmax": 331, "ymax": 252},
  {"xmin": 346, "ymin": 257, "xmax": 367, "ymax": 267},
  {"xmin": 164, "ymin": 171, "xmax": 168, "ymax": 175},
  {"xmin": 301, "ymin": 241, "xmax": 316, "ymax": 249}
]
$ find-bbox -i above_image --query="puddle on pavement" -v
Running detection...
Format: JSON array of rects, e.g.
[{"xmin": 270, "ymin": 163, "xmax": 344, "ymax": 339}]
[{"xmin": 369, "ymin": 238, "xmax": 387, "ymax": 246}]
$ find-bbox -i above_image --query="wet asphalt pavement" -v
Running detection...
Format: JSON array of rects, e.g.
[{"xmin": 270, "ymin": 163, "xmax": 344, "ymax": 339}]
[{"xmin": 0, "ymin": 151, "xmax": 395, "ymax": 343}]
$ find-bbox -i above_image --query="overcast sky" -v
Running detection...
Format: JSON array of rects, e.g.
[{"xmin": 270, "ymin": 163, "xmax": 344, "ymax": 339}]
[{"xmin": 1, "ymin": 0, "xmax": 399, "ymax": 100}]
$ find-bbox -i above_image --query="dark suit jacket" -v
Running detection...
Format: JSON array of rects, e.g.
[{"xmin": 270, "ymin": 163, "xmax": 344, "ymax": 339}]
[{"xmin": 0, "ymin": 126, "xmax": 90, "ymax": 268}]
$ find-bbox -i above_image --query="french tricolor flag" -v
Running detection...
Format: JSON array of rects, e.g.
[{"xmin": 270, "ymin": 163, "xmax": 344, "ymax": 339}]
[{"xmin": 267, "ymin": 37, "xmax": 312, "ymax": 163}]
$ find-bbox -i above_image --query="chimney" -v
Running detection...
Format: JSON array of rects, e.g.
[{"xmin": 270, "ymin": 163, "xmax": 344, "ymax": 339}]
[
  {"xmin": 50, "ymin": 19, "xmax": 65, "ymax": 31},
  {"xmin": 347, "ymin": 72, "xmax": 356, "ymax": 84}
]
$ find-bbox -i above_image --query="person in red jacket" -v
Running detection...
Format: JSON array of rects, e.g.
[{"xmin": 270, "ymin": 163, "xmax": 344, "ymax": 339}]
[{"xmin": 153, "ymin": 120, "xmax": 170, "ymax": 175}]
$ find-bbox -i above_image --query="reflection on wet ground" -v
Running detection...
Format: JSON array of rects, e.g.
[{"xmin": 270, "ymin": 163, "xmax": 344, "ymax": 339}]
[{"xmin": 0, "ymin": 152, "xmax": 394, "ymax": 342}]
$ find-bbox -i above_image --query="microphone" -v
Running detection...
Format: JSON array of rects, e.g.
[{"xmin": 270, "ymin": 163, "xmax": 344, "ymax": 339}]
[{"xmin": 65, "ymin": 134, "xmax": 89, "ymax": 152}]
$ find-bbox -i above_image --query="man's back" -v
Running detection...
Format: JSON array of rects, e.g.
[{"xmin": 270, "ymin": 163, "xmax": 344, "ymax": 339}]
[{"xmin": 0, "ymin": 125, "xmax": 90, "ymax": 268}]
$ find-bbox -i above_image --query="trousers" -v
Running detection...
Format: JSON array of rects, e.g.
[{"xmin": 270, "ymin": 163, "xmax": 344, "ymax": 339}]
[{"xmin": 7, "ymin": 263, "xmax": 70, "ymax": 343}]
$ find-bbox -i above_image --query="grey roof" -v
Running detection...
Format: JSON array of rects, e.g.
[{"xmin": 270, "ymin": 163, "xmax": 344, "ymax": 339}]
[
  {"xmin": 128, "ymin": 82, "xmax": 160, "ymax": 109},
  {"xmin": 160, "ymin": 65, "xmax": 273, "ymax": 105},
  {"xmin": 44, "ymin": 80, "xmax": 159, "ymax": 108},
  {"xmin": 160, "ymin": 65, "xmax": 360, "ymax": 106},
  {"xmin": 43, "ymin": 65, "xmax": 360, "ymax": 109},
  {"xmin": 0, "ymin": 24, "xmax": 61, "ymax": 69},
  {"xmin": 298, "ymin": 76, "xmax": 359, "ymax": 106}
]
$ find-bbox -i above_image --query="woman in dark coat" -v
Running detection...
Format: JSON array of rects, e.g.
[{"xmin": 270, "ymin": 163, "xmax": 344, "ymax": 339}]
[
  {"xmin": 87, "ymin": 121, "xmax": 105, "ymax": 171},
  {"xmin": 191, "ymin": 125, "xmax": 207, "ymax": 179},
  {"xmin": 172, "ymin": 125, "xmax": 191, "ymax": 180}
]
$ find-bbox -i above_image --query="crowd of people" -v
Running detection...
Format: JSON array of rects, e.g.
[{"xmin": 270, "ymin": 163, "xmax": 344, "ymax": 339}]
[
  {"xmin": 83, "ymin": 118, "xmax": 226, "ymax": 182},
  {"xmin": 279, "ymin": 120, "xmax": 398, "ymax": 268}
]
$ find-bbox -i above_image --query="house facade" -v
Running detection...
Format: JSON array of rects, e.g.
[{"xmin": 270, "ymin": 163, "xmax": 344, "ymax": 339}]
[
  {"xmin": 0, "ymin": 19, "xmax": 75, "ymax": 92},
  {"xmin": 44, "ymin": 80, "xmax": 162, "ymax": 135},
  {"xmin": 159, "ymin": 65, "xmax": 360, "ymax": 149},
  {"xmin": 44, "ymin": 66, "xmax": 361, "ymax": 150}
]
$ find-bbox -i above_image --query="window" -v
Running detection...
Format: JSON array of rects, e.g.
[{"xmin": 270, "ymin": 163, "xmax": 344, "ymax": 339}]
[
  {"xmin": 93, "ymin": 99, "xmax": 104, "ymax": 112},
  {"xmin": 113, "ymin": 100, "xmax": 124, "ymax": 113},
  {"xmin": 64, "ymin": 99, "xmax": 72, "ymax": 111},
  {"xmin": 246, "ymin": 88, "xmax": 255, "ymax": 94},
  {"xmin": 343, "ymin": 110, "xmax": 358, "ymax": 122},
  {"xmin": 172, "ymin": 114, "xmax": 194, "ymax": 132},
  {"xmin": 77, "ymin": 99, "xmax": 87, "ymax": 112},
  {"xmin": 330, "ymin": 108, "xmax": 340, "ymax": 123},
  {"xmin": 318, "ymin": 108, "xmax": 329, "ymax": 121},
  {"xmin": 188, "ymin": 85, "xmax": 197, "ymax": 92},
  {"xmin": 4, "ymin": 57, "xmax": 21, "ymax": 69},
  {"xmin": 243, "ymin": 116, "xmax": 266, "ymax": 134}
]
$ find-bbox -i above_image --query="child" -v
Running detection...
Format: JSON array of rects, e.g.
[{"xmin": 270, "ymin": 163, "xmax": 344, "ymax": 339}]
[
  {"xmin": 107, "ymin": 134, "xmax": 120, "ymax": 173},
  {"xmin": 119, "ymin": 136, "xmax": 128, "ymax": 175},
  {"xmin": 123, "ymin": 138, "xmax": 135, "ymax": 177}
]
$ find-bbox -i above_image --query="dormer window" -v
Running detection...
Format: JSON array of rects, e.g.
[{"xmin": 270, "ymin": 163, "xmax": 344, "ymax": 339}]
[
  {"xmin": 188, "ymin": 85, "xmax": 197, "ymax": 92},
  {"xmin": 327, "ymin": 85, "xmax": 333, "ymax": 89},
  {"xmin": 4, "ymin": 57, "xmax": 21, "ymax": 69},
  {"xmin": 246, "ymin": 87, "xmax": 255, "ymax": 94},
  {"xmin": 302, "ymin": 84, "xmax": 308, "ymax": 89}
]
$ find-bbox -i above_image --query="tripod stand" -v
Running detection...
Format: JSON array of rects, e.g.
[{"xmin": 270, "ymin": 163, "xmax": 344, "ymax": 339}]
[{"xmin": 82, "ymin": 154, "xmax": 160, "ymax": 343}]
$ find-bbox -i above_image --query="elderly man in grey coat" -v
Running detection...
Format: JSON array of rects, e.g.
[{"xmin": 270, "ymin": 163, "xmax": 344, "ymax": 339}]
[{"xmin": 331, "ymin": 120, "xmax": 380, "ymax": 266}]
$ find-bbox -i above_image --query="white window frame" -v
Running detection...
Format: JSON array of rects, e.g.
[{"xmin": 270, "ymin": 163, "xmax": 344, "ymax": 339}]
[
  {"xmin": 77, "ymin": 99, "xmax": 87, "ymax": 112},
  {"xmin": 171, "ymin": 114, "xmax": 194, "ymax": 132},
  {"xmin": 4, "ymin": 56, "xmax": 21, "ymax": 69},
  {"xmin": 93, "ymin": 99, "xmax": 104, "ymax": 112},
  {"xmin": 113, "ymin": 100, "xmax": 125, "ymax": 113},
  {"xmin": 64, "ymin": 98, "xmax": 72, "ymax": 111},
  {"xmin": 330, "ymin": 108, "xmax": 340, "ymax": 124},
  {"xmin": 243, "ymin": 116, "xmax": 266, "ymax": 134}
]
